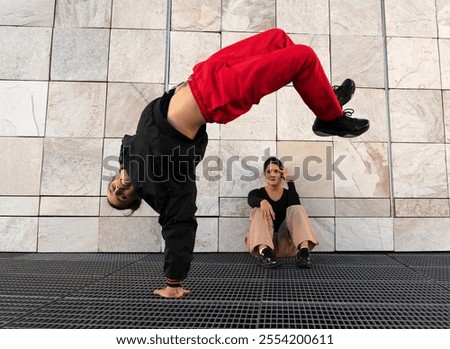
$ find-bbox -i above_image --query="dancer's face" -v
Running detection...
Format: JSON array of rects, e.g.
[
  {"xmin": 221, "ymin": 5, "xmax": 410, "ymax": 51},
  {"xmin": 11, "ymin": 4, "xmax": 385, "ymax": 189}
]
[{"xmin": 107, "ymin": 171, "xmax": 138, "ymax": 209}]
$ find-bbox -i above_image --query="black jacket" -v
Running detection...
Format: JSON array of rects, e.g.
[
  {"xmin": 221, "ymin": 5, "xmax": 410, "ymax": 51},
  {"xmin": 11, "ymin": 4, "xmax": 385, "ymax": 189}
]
[{"xmin": 118, "ymin": 88, "xmax": 208, "ymax": 281}]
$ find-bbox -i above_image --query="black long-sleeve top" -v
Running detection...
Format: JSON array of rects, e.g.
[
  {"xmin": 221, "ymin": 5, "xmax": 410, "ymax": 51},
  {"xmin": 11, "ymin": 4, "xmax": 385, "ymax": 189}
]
[{"xmin": 247, "ymin": 181, "xmax": 301, "ymax": 232}]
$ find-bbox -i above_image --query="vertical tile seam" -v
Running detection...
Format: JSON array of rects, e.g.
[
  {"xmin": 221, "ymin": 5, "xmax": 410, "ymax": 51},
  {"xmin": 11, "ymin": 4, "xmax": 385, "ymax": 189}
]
[
  {"xmin": 36, "ymin": 0, "xmax": 60, "ymax": 252},
  {"xmin": 380, "ymin": 1, "xmax": 396, "ymax": 226},
  {"xmin": 97, "ymin": 0, "xmax": 117, "ymax": 230},
  {"xmin": 164, "ymin": 0, "xmax": 173, "ymax": 92},
  {"xmin": 434, "ymin": 0, "xmax": 450, "ymax": 213}
]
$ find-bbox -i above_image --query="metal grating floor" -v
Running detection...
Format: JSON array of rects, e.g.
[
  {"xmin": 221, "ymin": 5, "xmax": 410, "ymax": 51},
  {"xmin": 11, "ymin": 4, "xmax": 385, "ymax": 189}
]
[{"xmin": 0, "ymin": 252, "xmax": 449, "ymax": 329}]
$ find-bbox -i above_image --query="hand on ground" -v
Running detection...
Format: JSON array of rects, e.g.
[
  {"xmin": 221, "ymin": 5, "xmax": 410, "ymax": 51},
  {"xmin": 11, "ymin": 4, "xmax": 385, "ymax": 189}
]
[{"xmin": 153, "ymin": 286, "xmax": 190, "ymax": 299}]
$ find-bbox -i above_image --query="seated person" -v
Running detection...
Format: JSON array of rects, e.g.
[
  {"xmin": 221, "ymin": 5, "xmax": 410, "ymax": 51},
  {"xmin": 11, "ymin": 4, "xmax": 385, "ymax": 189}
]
[{"xmin": 246, "ymin": 157, "xmax": 318, "ymax": 268}]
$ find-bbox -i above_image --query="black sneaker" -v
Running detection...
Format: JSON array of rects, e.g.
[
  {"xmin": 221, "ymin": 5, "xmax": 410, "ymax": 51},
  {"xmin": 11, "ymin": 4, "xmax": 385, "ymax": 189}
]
[
  {"xmin": 312, "ymin": 109, "xmax": 369, "ymax": 138},
  {"xmin": 333, "ymin": 78, "xmax": 356, "ymax": 107},
  {"xmin": 258, "ymin": 248, "xmax": 281, "ymax": 268},
  {"xmin": 296, "ymin": 248, "xmax": 312, "ymax": 269}
]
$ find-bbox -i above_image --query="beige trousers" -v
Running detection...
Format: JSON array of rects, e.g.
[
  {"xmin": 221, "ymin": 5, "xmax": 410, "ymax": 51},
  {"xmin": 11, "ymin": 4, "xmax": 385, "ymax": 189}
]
[{"xmin": 245, "ymin": 205, "xmax": 319, "ymax": 257}]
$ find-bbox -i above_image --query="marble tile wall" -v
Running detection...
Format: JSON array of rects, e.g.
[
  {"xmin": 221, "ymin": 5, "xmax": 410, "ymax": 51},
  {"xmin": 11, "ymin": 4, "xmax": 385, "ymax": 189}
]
[{"xmin": 1, "ymin": 0, "xmax": 450, "ymax": 253}]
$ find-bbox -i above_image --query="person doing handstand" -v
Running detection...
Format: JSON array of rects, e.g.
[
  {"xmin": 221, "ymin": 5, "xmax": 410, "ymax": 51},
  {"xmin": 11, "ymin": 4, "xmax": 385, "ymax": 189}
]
[{"xmin": 107, "ymin": 28, "xmax": 369, "ymax": 299}]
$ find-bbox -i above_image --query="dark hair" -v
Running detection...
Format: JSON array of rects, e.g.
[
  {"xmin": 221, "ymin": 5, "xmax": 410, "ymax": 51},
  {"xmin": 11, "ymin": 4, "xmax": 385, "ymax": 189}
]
[
  {"xmin": 109, "ymin": 196, "xmax": 142, "ymax": 213},
  {"xmin": 263, "ymin": 157, "xmax": 283, "ymax": 172}
]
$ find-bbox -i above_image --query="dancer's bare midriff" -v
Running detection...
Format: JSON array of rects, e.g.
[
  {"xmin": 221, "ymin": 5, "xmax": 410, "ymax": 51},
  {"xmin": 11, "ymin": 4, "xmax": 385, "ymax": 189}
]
[{"xmin": 167, "ymin": 81, "xmax": 206, "ymax": 140}]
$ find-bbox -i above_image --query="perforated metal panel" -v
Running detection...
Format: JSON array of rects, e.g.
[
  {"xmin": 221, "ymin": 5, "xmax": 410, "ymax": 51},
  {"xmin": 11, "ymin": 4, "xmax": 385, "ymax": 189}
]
[
  {"xmin": 259, "ymin": 303, "xmax": 450, "ymax": 329},
  {"xmin": 6, "ymin": 300, "xmax": 260, "ymax": 329},
  {"xmin": 1, "ymin": 252, "xmax": 449, "ymax": 329}
]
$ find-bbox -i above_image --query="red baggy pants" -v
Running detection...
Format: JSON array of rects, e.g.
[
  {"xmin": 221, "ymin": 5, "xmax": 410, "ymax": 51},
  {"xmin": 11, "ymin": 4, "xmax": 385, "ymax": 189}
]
[{"xmin": 188, "ymin": 28, "xmax": 342, "ymax": 124}]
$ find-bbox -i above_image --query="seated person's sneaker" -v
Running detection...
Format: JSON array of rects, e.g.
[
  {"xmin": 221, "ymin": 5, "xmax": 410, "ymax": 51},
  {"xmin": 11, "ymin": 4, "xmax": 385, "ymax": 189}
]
[
  {"xmin": 296, "ymin": 248, "xmax": 312, "ymax": 269},
  {"xmin": 258, "ymin": 247, "xmax": 281, "ymax": 268},
  {"xmin": 333, "ymin": 78, "xmax": 355, "ymax": 107},
  {"xmin": 312, "ymin": 109, "xmax": 369, "ymax": 138}
]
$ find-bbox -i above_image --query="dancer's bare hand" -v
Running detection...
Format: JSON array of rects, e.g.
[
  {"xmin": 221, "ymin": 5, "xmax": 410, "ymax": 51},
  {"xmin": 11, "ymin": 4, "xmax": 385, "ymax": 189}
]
[{"xmin": 153, "ymin": 286, "xmax": 190, "ymax": 299}]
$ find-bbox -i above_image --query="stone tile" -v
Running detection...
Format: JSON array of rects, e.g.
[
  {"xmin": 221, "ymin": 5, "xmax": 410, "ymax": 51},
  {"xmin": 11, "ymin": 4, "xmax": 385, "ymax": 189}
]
[
  {"xmin": 0, "ymin": 0, "xmax": 55, "ymax": 26},
  {"xmin": 439, "ymin": 39, "xmax": 450, "ymax": 89},
  {"xmin": 112, "ymin": 0, "xmax": 166, "ymax": 29},
  {"xmin": 218, "ymin": 217, "xmax": 248, "ymax": 252},
  {"xmin": 0, "ymin": 217, "xmax": 38, "ymax": 252},
  {"xmin": 98, "ymin": 217, "xmax": 162, "ymax": 252},
  {"xmin": 46, "ymin": 82, "xmax": 106, "ymax": 137},
  {"xmin": 330, "ymin": 0, "xmax": 382, "ymax": 36},
  {"xmin": 301, "ymin": 199, "xmax": 335, "ymax": 217},
  {"xmin": 196, "ymin": 196, "xmax": 219, "ymax": 217},
  {"xmin": 387, "ymin": 37, "xmax": 441, "ymax": 89},
  {"xmin": 219, "ymin": 140, "xmax": 276, "ymax": 197},
  {"xmin": 0, "ymin": 27, "xmax": 51, "ymax": 80},
  {"xmin": 222, "ymin": 0, "xmax": 275, "ymax": 32},
  {"xmin": 437, "ymin": 0, "xmax": 450, "ymax": 38},
  {"xmin": 105, "ymin": 83, "xmax": 164, "ymax": 137},
  {"xmin": 41, "ymin": 138, "xmax": 103, "ymax": 196},
  {"xmin": 38, "ymin": 217, "xmax": 98, "ymax": 252},
  {"xmin": 109, "ymin": 30, "xmax": 166, "ymax": 83},
  {"xmin": 334, "ymin": 142, "xmax": 389, "ymax": 198},
  {"xmin": 392, "ymin": 143, "xmax": 447, "ymax": 197},
  {"xmin": 40, "ymin": 197, "xmax": 100, "ymax": 216},
  {"xmin": 195, "ymin": 218, "xmax": 218, "ymax": 252},
  {"xmin": 346, "ymin": 88, "xmax": 388, "ymax": 142},
  {"xmin": 221, "ymin": 31, "xmax": 257, "ymax": 47},
  {"xmin": 277, "ymin": 87, "xmax": 321, "ymax": 141},
  {"xmin": 197, "ymin": 140, "xmax": 220, "ymax": 216},
  {"xmin": 0, "ymin": 138, "xmax": 43, "ymax": 195},
  {"xmin": 206, "ymin": 123, "xmax": 220, "ymax": 140},
  {"xmin": 385, "ymin": 0, "xmax": 437, "ymax": 37},
  {"xmin": 172, "ymin": 0, "xmax": 221, "ymax": 31},
  {"xmin": 389, "ymin": 89, "xmax": 444, "ymax": 143},
  {"xmin": 221, "ymin": 93, "xmax": 276, "ymax": 140},
  {"xmin": 394, "ymin": 218, "xmax": 450, "ymax": 251},
  {"xmin": 336, "ymin": 199, "xmax": 391, "ymax": 217},
  {"xmin": 0, "ymin": 81, "xmax": 47, "ymax": 137},
  {"xmin": 277, "ymin": 0, "xmax": 329, "ymax": 35},
  {"xmin": 278, "ymin": 141, "xmax": 335, "ymax": 198},
  {"xmin": 395, "ymin": 199, "xmax": 450, "ymax": 217},
  {"xmin": 331, "ymin": 35, "xmax": 384, "ymax": 88},
  {"xmin": 169, "ymin": 31, "xmax": 220, "ymax": 84},
  {"xmin": 336, "ymin": 218, "xmax": 394, "ymax": 251},
  {"xmin": 51, "ymin": 28, "xmax": 110, "ymax": 81},
  {"xmin": 311, "ymin": 218, "xmax": 335, "ymax": 252},
  {"xmin": 220, "ymin": 198, "xmax": 251, "ymax": 217},
  {"xmin": 444, "ymin": 92, "xmax": 450, "ymax": 143},
  {"xmin": 446, "ymin": 145, "xmax": 450, "ymax": 198},
  {"xmin": 0, "ymin": 197, "xmax": 39, "ymax": 216},
  {"xmin": 55, "ymin": 0, "xmax": 111, "ymax": 28}
]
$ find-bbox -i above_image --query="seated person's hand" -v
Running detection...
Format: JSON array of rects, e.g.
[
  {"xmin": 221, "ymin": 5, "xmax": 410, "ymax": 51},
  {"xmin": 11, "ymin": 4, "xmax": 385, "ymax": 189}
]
[{"xmin": 260, "ymin": 200, "xmax": 275, "ymax": 221}]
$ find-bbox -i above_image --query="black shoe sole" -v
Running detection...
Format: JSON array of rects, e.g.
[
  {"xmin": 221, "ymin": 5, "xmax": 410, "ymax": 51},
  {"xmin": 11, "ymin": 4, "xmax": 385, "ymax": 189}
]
[
  {"xmin": 297, "ymin": 263, "xmax": 312, "ymax": 269},
  {"xmin": 259, "ymin": 262, "xmax": 282, "ymax": 269},
  {"xmin": 313, "ymin": 124, "xmax": 369, "ymax": 138}
]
